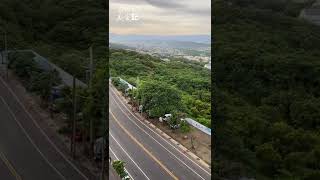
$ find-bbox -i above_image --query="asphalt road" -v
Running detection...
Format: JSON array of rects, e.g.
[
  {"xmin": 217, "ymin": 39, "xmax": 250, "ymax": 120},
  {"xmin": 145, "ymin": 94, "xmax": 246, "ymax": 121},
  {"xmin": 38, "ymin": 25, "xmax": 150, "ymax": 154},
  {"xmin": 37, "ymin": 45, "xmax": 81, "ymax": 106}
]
[
  {"xmin": 0, "ymin": 76, "xmax": 93, "ymax": 180},
  {"xmin": 0, "ymin": 152, "xmax": 16, "ymax": 180},
  {"xmin": 109, "ymin": 84, "xmax": 211, "ymax": 180}
]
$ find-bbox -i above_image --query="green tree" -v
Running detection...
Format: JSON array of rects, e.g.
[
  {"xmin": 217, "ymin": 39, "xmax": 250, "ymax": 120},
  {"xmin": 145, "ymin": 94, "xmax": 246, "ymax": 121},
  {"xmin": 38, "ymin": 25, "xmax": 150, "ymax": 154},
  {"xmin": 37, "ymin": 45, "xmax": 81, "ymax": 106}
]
[
  {"xmin": 256, "ymin": 143, "xmax": 282, "ymax": 176},
  {"xmin": 111, "ymin": 77, "xmax": 121, "ymax": 87},
  {"xmin": 112, "ymin": 160, "xmax": 128, "ymax": 179},
  {"xmin": 8, "ymin": 52, "xmax": 38, "ymax": 79},
  {"xmin": 28, "ymin": 70, "xmax": 61, "ymax": 101},
  {"xmin": 136, "ymin": 80, "xmax": 183, "ymax": 118}
]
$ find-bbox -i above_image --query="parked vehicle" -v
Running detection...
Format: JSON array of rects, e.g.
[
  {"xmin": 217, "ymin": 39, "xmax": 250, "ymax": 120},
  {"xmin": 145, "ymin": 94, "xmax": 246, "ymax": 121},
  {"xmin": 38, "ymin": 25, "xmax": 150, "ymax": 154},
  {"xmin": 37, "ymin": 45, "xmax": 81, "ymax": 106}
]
[{"xmin": 159, "ymin": 114, "xmax": 172, "ymax": 122}]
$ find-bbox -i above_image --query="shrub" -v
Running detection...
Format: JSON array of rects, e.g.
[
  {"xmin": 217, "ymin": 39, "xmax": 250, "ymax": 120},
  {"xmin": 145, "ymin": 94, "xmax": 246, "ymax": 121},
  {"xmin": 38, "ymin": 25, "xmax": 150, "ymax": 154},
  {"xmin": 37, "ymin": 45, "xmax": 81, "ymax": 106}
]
[
  {"xmin": 112, "ymin": 160, "xmax": 128, "ymax": 179},
  {"xmin": 111, "ymin": 77, "xmax": 121, "ymax": 87},
  {"xmin": 180, "ymin": 121, "xmax": 191, "ymax": 133},
  {"xmin": 119, "ymin": 82, "xmax": 129, "ymax": 93}
]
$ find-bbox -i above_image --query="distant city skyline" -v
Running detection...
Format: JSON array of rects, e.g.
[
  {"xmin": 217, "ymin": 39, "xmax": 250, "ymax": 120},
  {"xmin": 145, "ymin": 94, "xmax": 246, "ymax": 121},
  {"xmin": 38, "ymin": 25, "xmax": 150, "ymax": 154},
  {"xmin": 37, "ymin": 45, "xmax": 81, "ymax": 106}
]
[{"xmin": 110, "ymin": 0, "xmax": 211, "ymax": 35}]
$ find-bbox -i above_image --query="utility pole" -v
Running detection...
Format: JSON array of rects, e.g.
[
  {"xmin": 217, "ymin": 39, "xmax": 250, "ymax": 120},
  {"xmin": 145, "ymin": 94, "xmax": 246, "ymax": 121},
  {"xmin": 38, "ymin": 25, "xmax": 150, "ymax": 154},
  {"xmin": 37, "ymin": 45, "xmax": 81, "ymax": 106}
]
[
  {"xmin": 89, "ymin": 45, "xmax": 94, "ymax": 157},
  {"xmin": 5, "ymin": 30, "xmax": 8, "ymax": 80},
  {"xmin": 71, "ymin": 76, "xmax": 77, "ymax": 158},
  {"xmin": 1, "ymin": 31, "xmax": 4, "ymax": 64},
  {"xmin": 4, "ymin": 30, "xmax": 7, "ymax": 60},
  {"xmin": 100, "ymin": 89, "xmax": 106, "ymax": 180},
  {"xmin": 191, "ymin": 135, "xmax": 195, "ymax": 150},
  {"xmin": 1, "ymin": 29, "xmax": 7, "ymax": 64},
  {"xmin": 49, "ymin": 71, "xmax": 54, "ymax": 119},
  {"xmin": 89, "ymin": 45, "xmax": 93, "ymax": 89},
  {"xmin": 100, "ymin": 66, "xmax": 108, "ymax": 180}
]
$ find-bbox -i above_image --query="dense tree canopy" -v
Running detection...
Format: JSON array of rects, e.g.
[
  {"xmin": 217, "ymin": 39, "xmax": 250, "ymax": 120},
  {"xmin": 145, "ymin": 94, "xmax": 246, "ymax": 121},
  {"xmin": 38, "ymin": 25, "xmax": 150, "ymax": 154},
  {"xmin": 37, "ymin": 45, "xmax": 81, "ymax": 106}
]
[
  {"xmin": 0, "ymin": 0, "xmax": 107, "ymax": 145},
  {"xmin": 228, "ymin": 0, "xmax": 316, "ymax": 17},
  {"xmin": 0, "ymin": 0, "xmax": 107, "ymax": 82},
  {"xmin": 214, "ymin": 1, "xmax": 320, "ymax": 179},
  {"xmin": 8, "ymin": 51, "xmax": 61, "ymax": 101},
  {"xmin": 136, "ymin": 80, "xmax": 183, "ymax": 118},
  {"xmin": 109, "ymin": 49, "xmax": 211, "ymax": 127}
]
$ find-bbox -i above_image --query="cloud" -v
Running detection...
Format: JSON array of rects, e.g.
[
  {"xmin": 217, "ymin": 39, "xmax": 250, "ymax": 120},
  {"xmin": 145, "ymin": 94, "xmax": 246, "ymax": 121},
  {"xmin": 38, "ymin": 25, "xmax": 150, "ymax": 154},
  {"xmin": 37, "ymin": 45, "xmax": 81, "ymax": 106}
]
[
  {"xmin": 109, "ymin": 0, "xmax": 211, "ymax": 35},
  {"xmin": 109, "ymin": 0, "xmax": 145, "ymax": 5},
  {"xmin": 145, "ymin": 0, "xmax": 185, "ymax": 9}
]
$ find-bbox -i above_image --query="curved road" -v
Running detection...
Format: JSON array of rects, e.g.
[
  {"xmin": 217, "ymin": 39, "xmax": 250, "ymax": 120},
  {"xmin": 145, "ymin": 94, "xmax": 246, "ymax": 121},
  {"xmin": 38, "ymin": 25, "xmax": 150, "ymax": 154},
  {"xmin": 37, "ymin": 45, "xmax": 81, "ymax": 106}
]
[
  {"xmin": 0, "ymin": 76, "xmax": 95, "ymax": 180},
  {"xmin": 109, "ymin": 83, "xmax": 211, "ymax": 180}
]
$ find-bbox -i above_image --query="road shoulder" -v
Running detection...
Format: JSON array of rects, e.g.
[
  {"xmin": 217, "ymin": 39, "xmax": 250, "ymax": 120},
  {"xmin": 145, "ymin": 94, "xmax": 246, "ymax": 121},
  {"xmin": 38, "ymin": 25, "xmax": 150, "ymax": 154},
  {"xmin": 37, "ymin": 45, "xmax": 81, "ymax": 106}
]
[
  {"xmin": 110, "ymin": 84, "xmax": 211, "ymax": 171},
  {"xmin": 0, "ymin": 70, "xmax": 98, "ymax": 180}
]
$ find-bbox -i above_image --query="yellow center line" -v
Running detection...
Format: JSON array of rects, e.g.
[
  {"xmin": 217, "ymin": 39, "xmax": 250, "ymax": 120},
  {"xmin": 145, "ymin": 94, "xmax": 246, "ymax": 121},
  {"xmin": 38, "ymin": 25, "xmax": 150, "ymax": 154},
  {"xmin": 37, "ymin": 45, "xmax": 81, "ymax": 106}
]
[
  {"xmin": 0, "ymin": 150, "xmax": 22, "ymax": 180},
  {"xmin": 110, "ymin": 110, "xmax": 179, "ymax": 180}
]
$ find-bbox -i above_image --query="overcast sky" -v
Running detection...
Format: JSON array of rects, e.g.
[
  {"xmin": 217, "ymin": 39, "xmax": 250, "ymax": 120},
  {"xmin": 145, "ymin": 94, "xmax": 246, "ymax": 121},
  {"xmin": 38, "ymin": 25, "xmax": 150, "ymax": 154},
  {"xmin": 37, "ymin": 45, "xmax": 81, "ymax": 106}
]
[{"xmin": 109, "ymin": 0, "xmax": 211, "ymax": 35}]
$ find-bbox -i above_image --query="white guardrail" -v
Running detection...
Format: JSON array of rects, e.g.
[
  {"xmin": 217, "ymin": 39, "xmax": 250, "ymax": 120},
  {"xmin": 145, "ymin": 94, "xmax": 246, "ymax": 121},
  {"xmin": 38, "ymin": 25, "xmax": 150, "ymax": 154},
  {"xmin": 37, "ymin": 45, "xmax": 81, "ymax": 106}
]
[
  {"xmin": 185, "ymin": 118, "xmax": 211, "ymax": 136},
  {"xmin": 111, "ymin": 77, "xmax": 212, "ymax": 136}
]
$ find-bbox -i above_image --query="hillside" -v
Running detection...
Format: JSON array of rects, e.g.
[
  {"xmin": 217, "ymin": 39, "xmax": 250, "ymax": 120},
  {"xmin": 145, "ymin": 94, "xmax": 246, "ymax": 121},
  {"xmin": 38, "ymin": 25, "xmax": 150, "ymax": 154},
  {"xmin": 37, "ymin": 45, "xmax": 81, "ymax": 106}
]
[
  {"xmin": 0, "ymin": 0, "xmax": 107, "ymax": 81},
  {"xmin": 214, "ymin": 1, "xmax": 320, "ymax": 179},
  {"xmin": 0, "ymin": 0, "xmax": 108, "ymax": 155},
  {"xmin": 227, "ymin": 0, "xmax": 316, "ymax": 17},
  {"xmin": 109, "ymin": 49, "xmax": 212, "ymax": 127}
]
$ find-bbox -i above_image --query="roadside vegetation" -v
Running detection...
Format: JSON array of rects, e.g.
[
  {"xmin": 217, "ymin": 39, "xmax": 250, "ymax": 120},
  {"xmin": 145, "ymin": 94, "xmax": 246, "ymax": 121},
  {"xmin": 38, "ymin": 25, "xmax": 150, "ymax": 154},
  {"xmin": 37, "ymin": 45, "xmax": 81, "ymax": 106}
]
[
  {"xmin": 0, "ymin": 0, "xmax": 108, "ymax": 172},
  {"xmin": 112, "ymin": 160, "xmax": 130, "ymax": 180},
  {"xmin": 0, "ymin": 0, "xmax": 107, "ymax": 81},
  {"xmin": 214, "ymin": 1, "xmax": 320, "ymax": 179},
  {"xmin": 8, "ymin": 51, "xmax": 61, "ymax": 104},
  {"xmin": 110, "ymin": 49, "xmax": 211, "ymax": 128},
  {"xmin": 112, "ymin": 76, "xmax": 193, "ymax": 133}
]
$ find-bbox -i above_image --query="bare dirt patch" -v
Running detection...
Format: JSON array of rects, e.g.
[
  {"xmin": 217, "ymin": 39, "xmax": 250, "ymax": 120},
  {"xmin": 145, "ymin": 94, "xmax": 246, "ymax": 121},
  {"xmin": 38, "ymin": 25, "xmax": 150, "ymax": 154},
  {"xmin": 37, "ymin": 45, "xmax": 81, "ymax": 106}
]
[{"xmin": 152, "ymin": 119, "xmax": 212, "ymax": 165}]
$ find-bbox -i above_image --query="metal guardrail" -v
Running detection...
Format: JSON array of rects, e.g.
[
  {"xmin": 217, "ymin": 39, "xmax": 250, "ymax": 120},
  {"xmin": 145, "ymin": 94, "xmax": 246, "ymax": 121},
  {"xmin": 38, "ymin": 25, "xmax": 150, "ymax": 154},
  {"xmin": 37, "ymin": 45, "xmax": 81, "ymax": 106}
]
[
  {"xmin": 185, "ymin": 118, "xmax": 211, "ymax": 136},
  {"xmin": 111, "ymin": 77, "xmax": 212, "ymax": 135},
  {"xmin": 7, "ymin": 49, "xmax": 87, "ymax": 88}
]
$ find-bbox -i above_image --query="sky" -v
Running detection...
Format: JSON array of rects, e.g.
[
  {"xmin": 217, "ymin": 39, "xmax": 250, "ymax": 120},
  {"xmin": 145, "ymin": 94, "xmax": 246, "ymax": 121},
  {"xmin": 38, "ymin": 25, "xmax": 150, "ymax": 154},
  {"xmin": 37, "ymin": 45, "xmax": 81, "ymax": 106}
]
[{"xmin": 109, "ymin": 0, "xmax": 211, "ymax": 35}]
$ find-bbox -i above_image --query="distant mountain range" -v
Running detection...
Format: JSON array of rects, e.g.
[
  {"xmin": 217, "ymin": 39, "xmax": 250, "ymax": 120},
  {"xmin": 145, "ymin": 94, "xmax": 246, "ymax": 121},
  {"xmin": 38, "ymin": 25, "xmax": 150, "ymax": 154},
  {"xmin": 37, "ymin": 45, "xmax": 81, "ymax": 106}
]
[
  {"xmin": 109, "ymin": 43, "xmax": 134, "ymax": 50},
  {"xmin": 109, "ymin": 33, "xmax": 211, "ymax": 50},
  {"xmin": 110, "ymin": 33, "xmax": 211, "ymax": 44}
]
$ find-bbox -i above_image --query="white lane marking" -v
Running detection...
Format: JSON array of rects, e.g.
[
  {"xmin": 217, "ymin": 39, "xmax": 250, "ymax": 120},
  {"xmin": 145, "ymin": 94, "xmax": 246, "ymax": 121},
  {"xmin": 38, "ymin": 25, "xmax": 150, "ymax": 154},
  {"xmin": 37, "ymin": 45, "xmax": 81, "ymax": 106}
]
[
  {"xmin": 109, "ymin": 147, "xmax": 135, "ymax": 180},
  {"xmin": 110, "ymin": 132, "xmax": 150, "ymax": 180},
  {"xmin": 0, "ymin": 97, "xmax": 67, "ymax": 180},
  {"xmin": 0, "ymin": 77, "xmax": 89, "ymax": 180},
  {"xmin": 0, "ymin": 149, "xmax": 22, "ymax": 180},
  {"xmin": 110, "ymin": 95, "xmax": 206, "ymax": 180},
  {"xmin": 110, "ymin": 86, "xmax": 211, "ymax": 176}
]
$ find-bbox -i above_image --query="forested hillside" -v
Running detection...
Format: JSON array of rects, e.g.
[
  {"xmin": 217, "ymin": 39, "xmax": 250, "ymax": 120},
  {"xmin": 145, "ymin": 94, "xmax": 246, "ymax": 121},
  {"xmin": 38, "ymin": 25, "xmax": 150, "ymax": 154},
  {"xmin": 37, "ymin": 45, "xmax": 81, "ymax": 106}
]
[
  {"xmin": 109, "ymin": 49, "xmax": 212, "ymax": 127},
  {"xmin": 214, "ymin": 1, "xmax": 320, "ymax": 179},
  {"xmin": 0, "ymin": 0, "xmax": 108, "ymax": 144},
  {"xmin": 0, "ymin": 0, "xmax": 107, "ymax": 80},
  {"xmin": 227, "ymin": 0, "xmax": 316, "ymax": 17}
]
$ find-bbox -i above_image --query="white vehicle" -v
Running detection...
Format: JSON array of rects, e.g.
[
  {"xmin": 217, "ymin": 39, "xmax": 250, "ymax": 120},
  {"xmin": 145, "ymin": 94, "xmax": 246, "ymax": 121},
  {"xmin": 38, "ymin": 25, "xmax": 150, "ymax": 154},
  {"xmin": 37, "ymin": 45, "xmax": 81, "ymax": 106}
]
[{"xmin": 159, "ymin": 114, "xmax": 172, "ymax": 122}]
